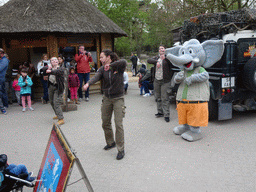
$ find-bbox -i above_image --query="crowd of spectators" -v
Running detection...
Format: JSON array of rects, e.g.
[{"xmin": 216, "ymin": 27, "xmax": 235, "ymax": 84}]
[
  {"xmin": 0, "ymin": 47, "xmax": 92, "ymax": 118},
  {"xmin": 0, "ymin": 45, "xmax": 175, "ymax": 126},
  {"xmin": 0, "ymin": 45, "xmax": 177, "ymax": 162}
]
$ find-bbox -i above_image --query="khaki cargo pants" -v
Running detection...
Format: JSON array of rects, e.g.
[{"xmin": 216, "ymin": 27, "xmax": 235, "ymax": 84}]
[
  {"xmin": 48, "ymin": 84, "xmax": 64, "ymax": 120},
  {"xmin": 101, "ymin": 95, "xmax": 126, "ymax": 152},
  {"xmin": 154, "ymin": 79, "xmax": 171, "ymax": 118}
]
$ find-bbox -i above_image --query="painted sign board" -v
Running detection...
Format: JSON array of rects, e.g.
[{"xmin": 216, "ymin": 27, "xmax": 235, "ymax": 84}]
[{"xmin": 33, "ymin": 124, "xmax": 75, "ymax": 192}]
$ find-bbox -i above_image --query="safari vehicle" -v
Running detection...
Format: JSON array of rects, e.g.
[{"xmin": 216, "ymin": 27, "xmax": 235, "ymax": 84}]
[{"xmin": 172, "ymin": 8, "xmax": 256, "ymax": 120}]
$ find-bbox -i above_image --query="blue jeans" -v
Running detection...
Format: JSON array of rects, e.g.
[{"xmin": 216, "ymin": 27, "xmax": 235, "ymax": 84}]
[
  {"xmin": 78, "ymin": 73, "xmax": 90, "ymax": 98},
  {"xmin": 1, "ymin": 81, "xmax": 8, "ymax": 108},
  {"xmin": 142, "ymin": 81, "xmax": 153, "ymax": 94},
  {"xmin": 124, "ymin": 83, "xmax": 128, "ymax": 92},
  {"xmin": 0, "ymin": 99, "xmax": 3, "ymax": 111},
  {"xmin": 40, "ymin": 77, "xmax": 49, "ymax": 102},
  {"xmin": 140, "ymin": 85, "xmax": 144, "ymax": 95},
  {"xmin": 6, "ymin": 164, "xmax": 29, "ymax": 177},
  {"xmin": 0, "ymin": 96, "xmax": 3, "ymax": 111},
  {"xmin": 0, "ymin": 81, "xmax": 5, "ymax": 110}
]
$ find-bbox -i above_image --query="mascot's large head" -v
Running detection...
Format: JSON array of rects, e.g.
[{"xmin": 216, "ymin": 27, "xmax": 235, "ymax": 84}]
[{"xmin": 165, "ymin": 39, "xmax": 224, "ymax": 70}]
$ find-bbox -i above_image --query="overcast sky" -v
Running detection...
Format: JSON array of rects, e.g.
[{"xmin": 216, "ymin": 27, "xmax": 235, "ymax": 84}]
[{"xmin": 0, "ymin": 0, "xmax": 8, "ymax": 6}]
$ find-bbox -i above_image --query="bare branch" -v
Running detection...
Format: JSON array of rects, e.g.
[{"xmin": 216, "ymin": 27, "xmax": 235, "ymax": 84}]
[
  {"xmin": 219, "ymin": 0, "xmax": 228, "ymax": 11},
  {"xmin": 227, "ymin": 0, "xmax": 239, "ymax": 9},
  {"xmin": 242, "ymin": 0, "xmax": 252, "ymax": 8}
]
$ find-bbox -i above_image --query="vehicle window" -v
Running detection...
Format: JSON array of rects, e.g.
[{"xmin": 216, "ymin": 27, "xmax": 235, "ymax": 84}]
[
  {"xmin": 230, "ymin": 44, "xmax": 235, "ymax": 64},
  {"xmin": 238, "ymin": 38, "xmax": 256, "ymax": 63},
  {"xmin": 226, "ymin": 45, "xmax": 231, "ymax": 65},
  {"xmin": 226, "ymin": 46, "xmax": 231, "ymax": 65},
  {"xmin": 225, "ymin": 43, "xmax": 235, "ymax": 65}
]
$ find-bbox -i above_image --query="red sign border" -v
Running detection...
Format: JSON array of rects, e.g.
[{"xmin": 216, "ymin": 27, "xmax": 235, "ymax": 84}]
[{"xmin": 33, "ymin": 124, "xmax": 75, "ymax": 192}]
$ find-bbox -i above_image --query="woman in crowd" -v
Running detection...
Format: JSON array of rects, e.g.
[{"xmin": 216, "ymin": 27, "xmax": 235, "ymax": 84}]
[
  {"xmin": 57, "ymin": 55, "xmax": 65, "ymax": 68},
  {"xmin": 83, "ymin": 49, "xmax": 126, "ymax": 160},
  {"xmin": 58, "ymin": 54, "xmax": 71, "ymax": 102},
  {"xmin": 37, "ymin": 54, "xmax": 50, "ymax": 104}
]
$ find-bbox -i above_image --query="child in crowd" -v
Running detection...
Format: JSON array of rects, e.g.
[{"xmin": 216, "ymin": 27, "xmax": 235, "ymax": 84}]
[
  {"xmin": 68, "ymin": 67, "xmax": 80, "ymax": 104},
  {"xmin": 18, "ymin": 68, "xmax": 34, "ymax": 112},
  {"xmin": 12, "ymin": 74, "xmax": 21, "ymax": 106},
  {"xmin": 138, "ymin": 73, "xmax": 144, "ymax": 95},
  {"xmin": 123, "ymin": 71, "xmax": 129, "ymax": 94}
]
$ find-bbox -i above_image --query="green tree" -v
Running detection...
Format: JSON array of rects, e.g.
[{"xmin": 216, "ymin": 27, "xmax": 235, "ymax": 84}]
[
  {"xmin": 145, "ymin": 0, "xmax": 256, "ymax": 50},
  {"xmin": 145, "ymin": 0, "xmax": 186, "ymax": 51},
  {"xmin": 87, "ymin": 0, "xmax": 147, "ymax": 56},
  {"xmin": 87, "ymin": 0, "xmax": 256, "ymax": 56}
]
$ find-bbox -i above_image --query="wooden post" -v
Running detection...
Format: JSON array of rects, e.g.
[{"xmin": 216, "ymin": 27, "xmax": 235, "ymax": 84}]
[
  {"xmin": 96, "ymin": 36, "xmax": 101, "ymax": 69},
  {"xmin": 101, "ymin": 34, "xmax": 113, "ymax": 51},
  {"xmin": 47, "ymin": 34, "xmax": 58, "ymax": 58},
  {"xmin": 2, "ymin": 38, "xmax": 7, "ymax": 52}
]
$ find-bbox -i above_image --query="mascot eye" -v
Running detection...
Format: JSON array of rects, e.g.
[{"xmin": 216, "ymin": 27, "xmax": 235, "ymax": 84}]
[
  {"xmin": 189, "ymin": 48, "xmax": 193, "ymax": 54},
  {"xmin": 181, "ymin": 50, "xmax": 185, "ymax": 55}
]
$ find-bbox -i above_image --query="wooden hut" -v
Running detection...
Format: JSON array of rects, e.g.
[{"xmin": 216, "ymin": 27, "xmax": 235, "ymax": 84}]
[{"xmin": 0, "ymin": 0, "xmax": 127, "ymax": 98}]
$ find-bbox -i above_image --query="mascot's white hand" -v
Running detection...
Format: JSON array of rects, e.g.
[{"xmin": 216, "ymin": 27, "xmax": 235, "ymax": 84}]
[
  {"xmin": 175, "ymin": 71, "xmax": 185, "ymax": 82},
  {"xmin": 185, "ymin": 77, "xmax": 192, "ymax": 85}
]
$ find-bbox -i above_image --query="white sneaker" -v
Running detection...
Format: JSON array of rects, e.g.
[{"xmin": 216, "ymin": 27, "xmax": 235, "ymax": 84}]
[
  {"xmin": 29, "ymin": 107, "xmax": 34, "ymax": 111},
  {"xmin": 67, "ymin": 98, "xmax": 70, "ymax": 102},
  {"xmin": 79, "ymin": 98, "xmax": 83, "ymax": 102},
  {"xmin": 85, "ymin": 97, "xmax": 89, "ymax": 102},
  {"xmin": 143, "ymin": 93, "xmax": 151, "ymax": 97},
  {"xmin": 22, "ymin": 108, "xmax": 26, "ymax": 112}
]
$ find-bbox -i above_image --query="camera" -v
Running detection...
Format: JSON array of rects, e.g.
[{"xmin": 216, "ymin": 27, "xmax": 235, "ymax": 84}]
[{"xmin": 79, "ymin": 51, "xmax": 88, "ymax": 56}]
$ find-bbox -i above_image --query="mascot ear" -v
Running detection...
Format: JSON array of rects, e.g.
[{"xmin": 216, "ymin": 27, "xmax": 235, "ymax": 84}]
[
  {"xmin": 165, "ymin": 46, "xmax": 182, "ymax": 57},
  {"xmin": 202, "ymin": 40, "xmax": 224, "ymax": 68}
]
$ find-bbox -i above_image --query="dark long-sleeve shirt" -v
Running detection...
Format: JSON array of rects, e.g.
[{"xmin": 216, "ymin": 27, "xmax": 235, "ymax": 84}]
[
  {"xmin": 88, "ymin": 59, "xmax": 127, "ymax": 98},
  {"xmin": 42, "ymin": 66, "xmax": 65, "ymax": 94}
]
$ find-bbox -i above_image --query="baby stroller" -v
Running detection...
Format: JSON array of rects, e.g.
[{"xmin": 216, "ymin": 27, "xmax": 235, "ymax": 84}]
[{"xmin": 0, "ymin": 154, "xmax": 34, "ymax": 192}]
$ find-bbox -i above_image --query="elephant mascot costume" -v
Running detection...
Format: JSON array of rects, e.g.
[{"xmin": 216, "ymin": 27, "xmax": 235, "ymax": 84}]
[{"xmin": 165, "ymin": 39, "xmax": 224, "ymax": 141}]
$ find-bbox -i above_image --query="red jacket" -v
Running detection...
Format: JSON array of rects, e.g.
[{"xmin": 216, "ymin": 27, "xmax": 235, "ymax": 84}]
[
  {"xmin": 12, "ymin": 80, "xmax": 21, "ymax": 91},
  {"xmin": 75, "ymin": 54, "xmax": 93, "ymax": 73},
  {"xmin": 68, "ymin": 73, "xmax": 80, "ymax": 88}
]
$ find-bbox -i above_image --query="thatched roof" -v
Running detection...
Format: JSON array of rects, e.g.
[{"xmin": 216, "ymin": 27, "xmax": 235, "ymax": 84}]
[{"xmin": 0, "ymin": 0, "xmax": 127, "ymax": 37}]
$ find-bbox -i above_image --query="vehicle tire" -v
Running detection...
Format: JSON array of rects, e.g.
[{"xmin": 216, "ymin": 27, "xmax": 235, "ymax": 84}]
[
  {"xmin": 208, "ymin": 97, "xmax": 218, "ymax": 121},
  {"xmin": 243, "ymin": 57, "xmax": 256, "ymax": 92}
]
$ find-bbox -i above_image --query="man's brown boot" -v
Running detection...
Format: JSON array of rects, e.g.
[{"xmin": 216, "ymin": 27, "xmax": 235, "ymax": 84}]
[
  {"xmin": 57, "ymin": 119, "xmax": 65, "ymax": 125},
  {"xmin": 75, "ymin": 99, "xmax": 80, "ymax": 105},
  {"xmin": 53, "ymin": 116, "xmax": 58, "ymax": 120}
]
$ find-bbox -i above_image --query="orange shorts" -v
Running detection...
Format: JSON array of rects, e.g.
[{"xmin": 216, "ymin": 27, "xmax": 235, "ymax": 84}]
[{"xmin": 176, "ymin": 102, "xmax": 208, "ymax": 127}]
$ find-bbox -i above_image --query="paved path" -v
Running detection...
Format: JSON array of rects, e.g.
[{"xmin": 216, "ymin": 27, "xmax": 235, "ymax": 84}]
[
  {"xmin": 0, "ymin": 81, "xmax": 255, "ymax": 192},
  {"xmin": 127, "ymin": 71, "xmax": 139, "ymax": 82}
]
